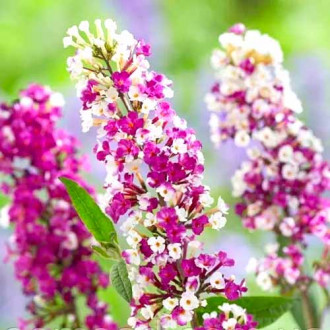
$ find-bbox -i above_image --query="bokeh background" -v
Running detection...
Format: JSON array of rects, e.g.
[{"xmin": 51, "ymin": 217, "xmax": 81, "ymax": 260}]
[{"xmin": 1, "ymin": 0, "xmax": 330, "ymax": 328}]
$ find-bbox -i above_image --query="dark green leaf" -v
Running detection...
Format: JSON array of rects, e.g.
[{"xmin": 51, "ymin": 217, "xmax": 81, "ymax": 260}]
[
  {"xmin": 110, "ymin": 260, "xmax": 132, "ymax": 303},
  {"xmin": 196, "ymin": 296, "xmax": 294, "ymax": 328},
  {"xmin": 60, "ymin": 177, "xmax": 117, "ymax": 243}
]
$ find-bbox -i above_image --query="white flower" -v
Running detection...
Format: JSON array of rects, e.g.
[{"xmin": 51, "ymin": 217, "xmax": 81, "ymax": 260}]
[
  {"xmin": 79, "ymin": 20, "xmax": 90, "ymax": 33},
  {"xmin": 255, "ymin": 127, "xmax": 279, "ymax": 148},
  {"xmin": 144, "ymin": 213, "xmax": 157, "ymax": 227},
  {"xmin": 209, "ymin": 212, "xmax": 227, "ymax": 230},
  {"xmin": 231, "ymin": 167, "xmax": 248, "ymax": 197},
  {"xmin": 284, "ymin": 268, "xmax": 300, "ymax": 285},
  {"xmin": 211, "ymin": 49, "xmax": 227, "ymax": 69},
  {"xmin": 128, "ymin": 85, "xmax": 145, "ymax": 101},
  {"xmin": 141, "ymin": 99, "xmax": 157, "ymax": 114},
  {"xmin": 124, "ymin": 249, "xmax": 141, "ymax": 265},
  {"xmin": 200, "ymin": 190, "xmax": 214, "ymax": 207},
  {"xmin": 283, "ymin": 89, "xmax": 302, "ymax": 113},
  {"xmin": 222, "ymin": 318, "xmax": 237, "ymax": 330},
  {"xmin": 141, "ymin": 305, "xmax": 154, "ymax": 320},
  {"xmin": 80, "ymin": 109, "xmax": 93, "ymax": 132},
  {"xmin": 171, "ymin": 138, "xmax": 187, "ymax": 154},
  {"xmin": 231, "ymin": 304, "xmax": 247, "ymax": 321},
  {"xmin": 173, "ymin": 115, "xmax": 187, "ymax": 129},
  {"xmin": 168, "ymin": 243, "xmax": 182, "ymax": 260},
  {"xmin": 256, "ymin": 272, "xmax": 273, "ymax": 291},
  {"xmin": 126, "ymin": 230, "xmax": 142, "ymax": 248},
  {"xmin": 219, "ymin": 303, "xmax": 232, "ymax": 317},
  {"xmin": 282, "ymin": 163, "xmax": 299, "ymax": 180},
  {"xmin": 255, "ymin": 214, "xmax": 276, "ymax": 230},
  {"xmin": 234, "ymin": 130, "xmax": 250, "ymax": 147},
  {"xmin": 105, "ymin": 87, "xmax": 119, "ymax": 102},
  {"xmin": 203, "ymin": 311, "xmax": 218, "ymax": 320},
  {"xmin": 278, "ymin": 145, "xmax": 294, "ymax": 163},
  {"xmin": 137, "ymin": 193, "xmax": 153, "ymax": 211},
  {"xmin": 125, "ymin": 159, "xmax": 142, "ymax": 174},
  {"xmin": 148, "ymin": 236, "xmax": 165, "ymax": 254},
  {"xmin": 219, "ymin": 32, "xmax": 243, "ymax": 50},
  {"xmin": 127, "ymin": 317, "xmax": 137, "ymax": 328},
  {"xmin": 217, "ymin": 196, "xmax": 229, "ymax": 214},
  {"xmin": 179, "ymin": 291, "xmax": 199, "ymax": 311},
  {"xmin": 247, "ymin": 201, "xmax": 262, "ymax": 217},
  {"xmin": 201, "ymin": 300, "xmax": 207, "ymax": 307},
  {"xmin": 279, "ymin": 217, "xmax": 296, "ymax": 237},
  {"xmin": 265, "ymin": 242, "xmax": 279, "ymax": 255},
  {"xmin": 160, "ymin": 315, "xmax": 177, "ymax": 329},
  {"xmin": 132, "ymin": 284, "xmax": 143, "ymax": 300},
  {"xmin": 49, "ymin": 92, "xmax": 65, "ymax": 107},
  {"xmin": 156, "ymin": 184, "xmax": 175, "ymax": 202},
  {"xmin": 209, "ymin": 271, "xmax": 225, "ymax": 289},
  {"xmin": 0, "ymin": 205, "xmax": 10, "ymax": 228},
  {"xmin": 62, "ymin": 231, "xmax": 78, "ymax": 250},
  {"xmin": 187, "ymin": 240, "xmax": 202, "ymax": 257},
  {"xmin": 175, "ymin": 207, "xmax": 188, "ymax": 222},
  {"xmin": 163, "ymin": 297, "xmax": 178, "ymax": 311}
]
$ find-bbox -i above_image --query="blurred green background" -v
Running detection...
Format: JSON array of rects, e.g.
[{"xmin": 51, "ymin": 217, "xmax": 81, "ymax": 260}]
[{"xmin": 1, "ymin": 0, "xmax": 330, "ymax": 328}]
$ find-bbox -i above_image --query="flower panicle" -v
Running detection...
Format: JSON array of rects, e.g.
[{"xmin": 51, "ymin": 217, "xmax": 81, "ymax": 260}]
[
  {"xmin": 206, "ymin": 23, "xmax": 330, "ymax": 293},
  {"xmin": 65, "ymin": 19, "xmax": 246, "ymax": 329},
  {"xmin": 0, "ymin": 84, "xmax": 117, "ymax": 330}
]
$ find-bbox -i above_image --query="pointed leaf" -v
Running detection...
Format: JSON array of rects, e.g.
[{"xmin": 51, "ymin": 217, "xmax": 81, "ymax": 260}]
[
  {"xmin": 196, "ymin": 296, "xmax": 294, "ymax": 328},
  {"xmin": 60, "ymin": 177, "xmax": 117, "ymax": 243},
  {"xmin": 110, "ymin": 260, "xmax": 132, "ymax": 303}
]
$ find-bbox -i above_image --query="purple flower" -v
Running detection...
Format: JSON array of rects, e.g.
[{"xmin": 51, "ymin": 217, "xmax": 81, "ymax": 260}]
[{"xmin": 112, "ymin": 71, "xmax": 131, "ymax": 93}]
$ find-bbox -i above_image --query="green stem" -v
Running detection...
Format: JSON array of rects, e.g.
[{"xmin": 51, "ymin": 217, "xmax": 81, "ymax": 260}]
[
  {"xmin": 300, "ymin": 289, "xmax": 318, "ymax": 329},
  {"xmin": 191, "ymin": 312, "xmax": 199, "ymax": 329}
]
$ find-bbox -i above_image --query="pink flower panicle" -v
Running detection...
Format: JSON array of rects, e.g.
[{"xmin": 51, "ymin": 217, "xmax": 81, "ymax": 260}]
[
  {"xmin": 0, "ymin": 84, "xmax": 117, "ymax": 330},
  {"xmin": 206, "ymin": 24, "xmax": 330, "ymax": 292},
  {"xmin": 65, "ymin": 19, "xmax": 247, "ymax": 329}
]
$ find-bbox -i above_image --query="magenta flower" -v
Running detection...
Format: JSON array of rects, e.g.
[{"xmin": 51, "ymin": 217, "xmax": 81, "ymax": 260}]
[
  {"xmin": 0, "ymin": 84, "xmax": 117, "ymax": 330},
  {"xmin": 112, "ymin": 71, "xmax": 132, "ymax": 93}
]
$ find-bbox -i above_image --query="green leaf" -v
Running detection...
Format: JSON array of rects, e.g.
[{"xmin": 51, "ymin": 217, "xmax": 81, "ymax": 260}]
[
  {"xmin": 92, "ymin": 243, "xmax": 122, "ymax": 261},
  {"xmin": 196, "ymin": 296, "xmax": 294, "ymax": 328},
  {"xmin": 0, "ymin": 193, "xmax": 10, "ymax": 209},
  {"xmin": 60, "ymin": 177, "xmax": 117, "ymax": 243},
  {"xmin": 110, "ymin": 260, "xmax": 132, "ymax": 303}
]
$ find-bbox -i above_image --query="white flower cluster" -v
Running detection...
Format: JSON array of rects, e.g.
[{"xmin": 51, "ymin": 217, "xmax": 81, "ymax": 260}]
[
  {"xmin": 64, "ymin": 19, "xmax": 173, "ymax": 133},
  {"xmin": 205, "ymin": 25, "xmax": 302, "ymax": 148},
  {"xmin": 202, "ymin": 303, "xmax": 251, "ymax": 329}
]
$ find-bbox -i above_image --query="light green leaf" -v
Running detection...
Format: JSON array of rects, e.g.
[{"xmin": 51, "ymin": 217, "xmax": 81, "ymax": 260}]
[
  {"xmin": 196, "ymin": 296, "xmax": 294, "ymax": 328},
  {"xmin": 0, "ymin": 193, "xmax": 9, "ymax": 210},
  {"xmin": 110, "ymin": 260, "xmax": 132, "ymax": 303},
  {"xmin": 60, "ymin": 177, "xmax": 117, "ymax": 243},
  {"xmin": 92, "ymin": 243, "xmax": 122, "ymax": 261}
]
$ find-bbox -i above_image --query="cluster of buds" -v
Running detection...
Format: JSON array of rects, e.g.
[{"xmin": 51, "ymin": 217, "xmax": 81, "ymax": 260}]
[
  {"xmin": 65, "ymin": 19, "xmax": 248, "ymax": 329},
  {"xmin": 0, "ymin": 85, "xmax": 117, "ymax": 329},
  {"xmin": 206, "ymin": 24, "xmax": 330, "ymax": 292},
  {"xmin": 197, "ymin": 303, "xmax": 257, "ymax": 330}
]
